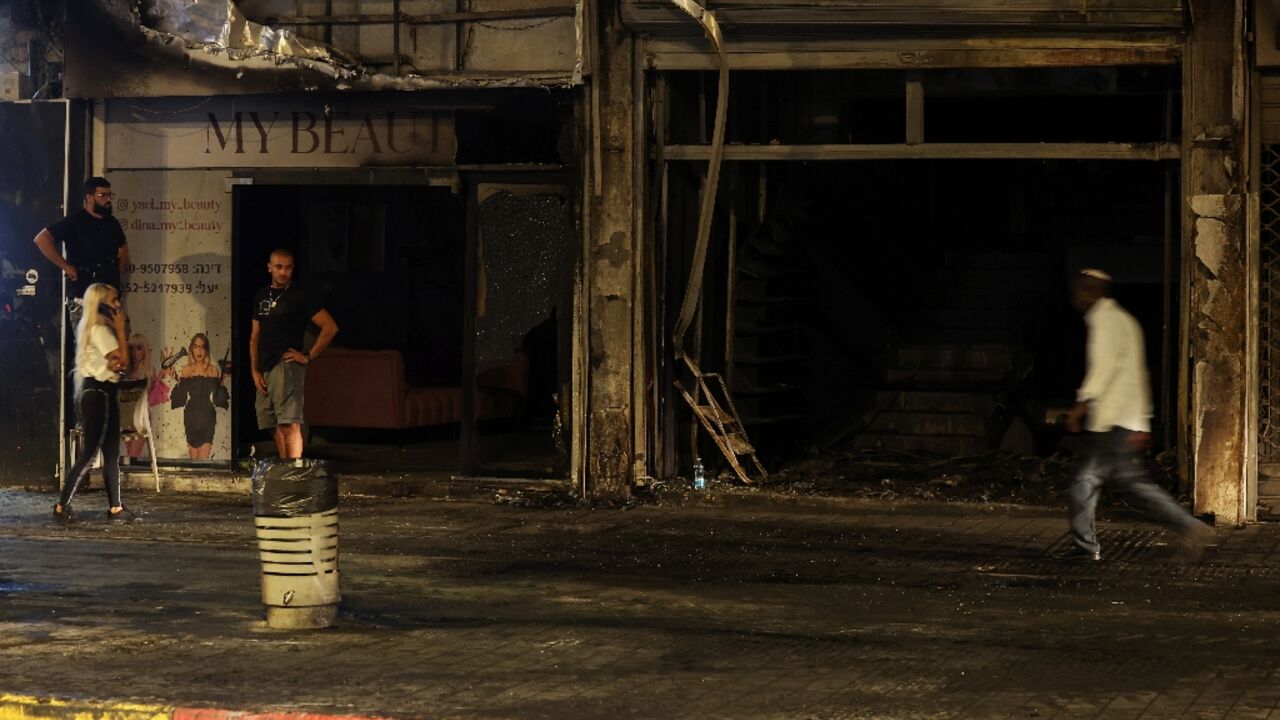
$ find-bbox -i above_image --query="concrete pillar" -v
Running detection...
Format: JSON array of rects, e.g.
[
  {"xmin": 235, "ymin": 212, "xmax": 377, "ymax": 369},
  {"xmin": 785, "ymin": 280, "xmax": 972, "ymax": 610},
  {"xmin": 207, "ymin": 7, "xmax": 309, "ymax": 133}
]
[
  {"xmin": 584, "ymin": 0, "xmax": 636, "ymax": 502},
  {"xmin": 1183, "ymin": 0, "xmax": 1249, "ymax": 523}
]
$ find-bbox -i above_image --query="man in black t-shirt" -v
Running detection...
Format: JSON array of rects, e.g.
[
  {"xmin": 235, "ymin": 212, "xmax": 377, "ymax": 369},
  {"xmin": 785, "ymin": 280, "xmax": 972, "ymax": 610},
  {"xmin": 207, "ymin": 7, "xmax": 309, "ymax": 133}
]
[
  {"xmin": 34, "ymin": 176, "xmax": 129, "ymax": 298},
  {"xmin": 250, "ymin": 248, "xmax": 339, "ymax": 459}
]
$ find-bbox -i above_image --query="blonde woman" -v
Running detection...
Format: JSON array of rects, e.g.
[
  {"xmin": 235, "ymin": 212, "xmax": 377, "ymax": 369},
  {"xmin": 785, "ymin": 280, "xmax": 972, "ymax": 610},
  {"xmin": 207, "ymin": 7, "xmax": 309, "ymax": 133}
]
[{"xmin": 54, "ymin": 283, "xmax": 135, "ymax": 524}]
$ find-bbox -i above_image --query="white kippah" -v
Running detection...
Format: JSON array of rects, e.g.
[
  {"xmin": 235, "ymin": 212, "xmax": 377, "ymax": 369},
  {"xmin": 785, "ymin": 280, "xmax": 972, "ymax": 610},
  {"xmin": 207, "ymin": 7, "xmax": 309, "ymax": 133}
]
[{"xmin": 1080, "ymin": 268, "xmax": 1112, "ymax": 281}]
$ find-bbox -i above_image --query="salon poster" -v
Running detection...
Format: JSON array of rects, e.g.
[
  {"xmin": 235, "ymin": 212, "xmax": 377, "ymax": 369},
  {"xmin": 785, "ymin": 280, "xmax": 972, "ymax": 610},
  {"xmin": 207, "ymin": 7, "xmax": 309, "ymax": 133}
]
[{"xmin": 109, "ymin": 170, "xmax": 233, "ymax": 463}]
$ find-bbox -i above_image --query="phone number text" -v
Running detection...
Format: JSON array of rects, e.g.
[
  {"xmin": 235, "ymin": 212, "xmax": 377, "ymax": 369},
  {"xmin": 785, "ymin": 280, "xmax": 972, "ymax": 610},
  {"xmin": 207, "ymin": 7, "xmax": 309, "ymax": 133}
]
[
  {"xmin": 127, "ymin": 263, "xmax": 224, "ymax": 275},
  {"xmin": 123, "ymin": 281, "xmax": 221, "ymax": 295}
]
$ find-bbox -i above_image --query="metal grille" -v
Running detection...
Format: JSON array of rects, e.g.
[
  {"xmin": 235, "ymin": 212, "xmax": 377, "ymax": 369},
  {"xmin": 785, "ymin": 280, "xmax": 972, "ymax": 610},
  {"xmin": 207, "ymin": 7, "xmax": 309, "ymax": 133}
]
[{"xmin": 1259, "ymin": 144, "xmax": 1280, "ymax": 465}]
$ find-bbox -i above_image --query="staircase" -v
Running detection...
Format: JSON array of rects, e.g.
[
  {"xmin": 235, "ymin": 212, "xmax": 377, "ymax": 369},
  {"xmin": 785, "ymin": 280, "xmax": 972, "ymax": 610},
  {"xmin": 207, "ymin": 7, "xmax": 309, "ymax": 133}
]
[
  {"xmin": 725, "ymin": 231, "xmax": 813, "ymax": 457},
  {"xmin": 854, "ymin": 252, "xmax": 1048, "ymax": 457}
]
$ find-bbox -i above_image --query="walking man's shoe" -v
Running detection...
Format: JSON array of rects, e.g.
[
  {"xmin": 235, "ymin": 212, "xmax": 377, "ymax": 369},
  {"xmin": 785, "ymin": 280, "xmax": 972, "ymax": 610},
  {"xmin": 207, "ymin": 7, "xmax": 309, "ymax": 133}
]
[
  {"xmin": 52, "ymin": 505, "xmax": 74, "ymax": 525},
  {"xmin": 1055, "ymin": 546, "xmax": 1102, "ymax": 562},
  {"xmin": 1174, "ymin": 524, "xmax": 1213, "ymax": 562}
]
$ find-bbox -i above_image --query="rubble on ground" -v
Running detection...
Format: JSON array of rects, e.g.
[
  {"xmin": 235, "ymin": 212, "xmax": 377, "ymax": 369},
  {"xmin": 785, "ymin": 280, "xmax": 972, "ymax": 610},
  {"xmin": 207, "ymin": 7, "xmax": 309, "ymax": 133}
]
[{"xmin": 750, "ymin": 447, "xmax": 1184, "ymax": 506}]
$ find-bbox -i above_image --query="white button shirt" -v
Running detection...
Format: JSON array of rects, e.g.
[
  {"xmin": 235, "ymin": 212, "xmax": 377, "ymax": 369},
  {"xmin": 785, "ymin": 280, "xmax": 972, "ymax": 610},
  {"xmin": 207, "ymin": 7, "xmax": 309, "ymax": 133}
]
[{"xmin": 1077, "ymin": 297, "xmax": 1152, "ymax": 433}]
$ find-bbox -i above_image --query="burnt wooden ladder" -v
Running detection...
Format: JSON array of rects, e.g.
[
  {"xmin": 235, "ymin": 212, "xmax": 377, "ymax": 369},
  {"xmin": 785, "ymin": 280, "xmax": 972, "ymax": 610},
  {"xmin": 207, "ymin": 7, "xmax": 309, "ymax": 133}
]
[{"xmin": 675, "ymin": 362, "xmax": 768, "ymax": 485}]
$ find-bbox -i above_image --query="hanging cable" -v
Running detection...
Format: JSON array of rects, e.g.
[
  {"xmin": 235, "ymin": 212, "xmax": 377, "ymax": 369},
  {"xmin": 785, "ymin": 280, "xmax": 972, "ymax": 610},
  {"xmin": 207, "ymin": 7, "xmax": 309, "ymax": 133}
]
[{"xmin": 669, "ymin": 0, "xmax": 728, "ymax": 363}]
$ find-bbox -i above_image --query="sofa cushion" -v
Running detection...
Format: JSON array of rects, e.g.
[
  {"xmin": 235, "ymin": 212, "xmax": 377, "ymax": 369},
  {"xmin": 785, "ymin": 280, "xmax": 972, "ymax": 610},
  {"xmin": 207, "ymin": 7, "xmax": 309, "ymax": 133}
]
[
  {"xmin": 405, "ymin": 387, "xmax": 462, "ymax": 427},
  {"xmin": 303, "ymin": 347, "xmax": 529, "ymax": 429},
  {"xmin": 304, "ymin": 348, "xmax": 408, "ymax": 428}
]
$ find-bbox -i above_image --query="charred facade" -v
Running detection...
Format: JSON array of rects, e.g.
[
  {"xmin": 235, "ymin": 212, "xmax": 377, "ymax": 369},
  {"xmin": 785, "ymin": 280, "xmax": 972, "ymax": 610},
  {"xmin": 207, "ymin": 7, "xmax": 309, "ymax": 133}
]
[{"xmin": 0, "ymin": 0, "xmax": 1271, "ymax": 522}]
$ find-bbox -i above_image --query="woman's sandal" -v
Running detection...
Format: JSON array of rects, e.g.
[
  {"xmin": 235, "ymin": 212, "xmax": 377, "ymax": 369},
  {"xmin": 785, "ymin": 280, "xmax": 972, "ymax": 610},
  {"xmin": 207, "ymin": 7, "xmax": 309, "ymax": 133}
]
[
  {"xmin": 107, "ymin": 507, "xmax": 138, "ymax": 524},
  {"xmin": 52, "ymin": 505, "xmax": 74, "ymax": 525}
]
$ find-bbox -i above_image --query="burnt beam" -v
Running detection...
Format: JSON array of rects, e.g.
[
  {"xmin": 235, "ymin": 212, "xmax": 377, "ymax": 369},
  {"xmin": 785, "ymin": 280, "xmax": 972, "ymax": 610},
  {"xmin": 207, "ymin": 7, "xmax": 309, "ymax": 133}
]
[
  {"xmin": 257, "ymin": 7, "xmax": 577, "ymax": 26},
  {"xmin": 660, "ymin": 143, "xmax": 1181, "ymax": 162},
  {"xmin": 644, "ymin": 41, "xmax": 1182, "ymax": 71}
]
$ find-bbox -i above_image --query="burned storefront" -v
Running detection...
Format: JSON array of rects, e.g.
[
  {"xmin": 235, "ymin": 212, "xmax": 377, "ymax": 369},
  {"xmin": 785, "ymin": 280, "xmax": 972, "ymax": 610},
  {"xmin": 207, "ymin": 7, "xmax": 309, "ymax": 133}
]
[
  {"xmin": 579, "ymin": 0, "xmax": 1255, "ymax": 520},
  {"xmin": 0, "ymin": 0, "xmax": 582, "ymax": 485},
  {"xmin": 1, "ymin": 0, "xmax": 1264, "ymax": 520}
]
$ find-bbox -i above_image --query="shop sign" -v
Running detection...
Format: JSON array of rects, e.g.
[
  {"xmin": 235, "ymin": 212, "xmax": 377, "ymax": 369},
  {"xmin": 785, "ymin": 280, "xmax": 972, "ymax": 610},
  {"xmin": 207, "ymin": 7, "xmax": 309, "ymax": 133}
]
[{"xmin": 105, "ymin": 97, "xmax": 456, "ymax": 169}]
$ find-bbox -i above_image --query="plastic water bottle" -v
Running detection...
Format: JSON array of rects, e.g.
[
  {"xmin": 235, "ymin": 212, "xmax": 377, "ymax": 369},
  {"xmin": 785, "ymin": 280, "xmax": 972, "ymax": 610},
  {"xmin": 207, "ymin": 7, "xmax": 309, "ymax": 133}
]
[{"xmin": 692, "ymin": 459, "xmax": 706, "ymax": 490}]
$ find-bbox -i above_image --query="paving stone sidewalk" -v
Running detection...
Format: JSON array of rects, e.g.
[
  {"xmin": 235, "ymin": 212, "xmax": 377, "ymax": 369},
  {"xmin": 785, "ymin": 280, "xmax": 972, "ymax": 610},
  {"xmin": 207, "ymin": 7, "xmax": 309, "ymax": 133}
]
[{"xmin": 1, "ymin": 488, "xmax": 1279, "ymax": 720}]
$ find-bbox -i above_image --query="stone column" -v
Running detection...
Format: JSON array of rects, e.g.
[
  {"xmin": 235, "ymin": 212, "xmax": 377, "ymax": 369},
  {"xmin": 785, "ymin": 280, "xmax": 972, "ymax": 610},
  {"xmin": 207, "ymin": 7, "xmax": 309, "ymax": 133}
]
[
  {"xmin": 585, "ymin": 0, "xmax": 636, "ymax": 502},
  {"xmin": 1184, "ymin": 0, "xmax": 1248, "ymax": 523}
]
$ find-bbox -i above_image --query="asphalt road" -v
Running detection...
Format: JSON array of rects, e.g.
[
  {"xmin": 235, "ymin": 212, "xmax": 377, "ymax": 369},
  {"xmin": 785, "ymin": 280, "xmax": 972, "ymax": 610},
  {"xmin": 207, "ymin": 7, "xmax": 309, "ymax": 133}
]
[{"xmin": 1, "ymin": 488, "xmax": 1278, "ymax": 719}]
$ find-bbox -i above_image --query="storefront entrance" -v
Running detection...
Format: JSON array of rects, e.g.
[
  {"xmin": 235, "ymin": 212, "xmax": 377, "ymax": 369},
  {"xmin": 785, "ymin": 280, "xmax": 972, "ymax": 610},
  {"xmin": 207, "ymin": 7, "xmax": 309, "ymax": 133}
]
[
  {"xmin": 231, "ymin": 177, "xmax": 573, "ymax": 479},
  {"xmin": 652, "ymin": 67, "xmax": 1182, "ymax": 479}
]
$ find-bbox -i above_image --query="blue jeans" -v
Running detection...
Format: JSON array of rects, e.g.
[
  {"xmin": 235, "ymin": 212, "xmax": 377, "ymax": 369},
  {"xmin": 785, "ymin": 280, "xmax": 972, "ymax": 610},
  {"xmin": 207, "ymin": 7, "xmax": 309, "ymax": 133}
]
[{"xmin": 1070, "ymin": 428, "xmax": 1201, "ymax": 554}]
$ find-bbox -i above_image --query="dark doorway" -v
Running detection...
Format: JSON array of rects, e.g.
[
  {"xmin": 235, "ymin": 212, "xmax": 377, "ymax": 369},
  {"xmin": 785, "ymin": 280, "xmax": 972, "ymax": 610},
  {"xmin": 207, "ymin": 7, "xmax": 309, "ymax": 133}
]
[
  {"xmin": 659, "ymin": 66, "xmax": 1180, "ymax": 475},
  {"xmin": 665, "ymin": 158, "xmax": 1176, "ymax": 471},
  {"xmin": 462, "ymin": 178, "xmax": 575, "ymax": 479},
  {"xmin": 232, "ymin": 182, "xmax": 569, "ymax": 477}
]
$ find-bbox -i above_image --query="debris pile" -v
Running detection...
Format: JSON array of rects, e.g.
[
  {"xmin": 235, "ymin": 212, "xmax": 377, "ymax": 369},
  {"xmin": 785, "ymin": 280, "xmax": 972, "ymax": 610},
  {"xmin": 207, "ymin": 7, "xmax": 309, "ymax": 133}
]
[{"xmin": 759, "ymin": 447, "xmax": 1184, "ymax": 506}]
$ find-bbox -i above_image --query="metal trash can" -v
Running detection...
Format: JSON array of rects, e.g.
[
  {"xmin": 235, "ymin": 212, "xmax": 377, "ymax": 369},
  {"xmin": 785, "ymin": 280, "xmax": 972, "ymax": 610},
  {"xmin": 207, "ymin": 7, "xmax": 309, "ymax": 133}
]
[{"xmin": 251, "ymin": 458, "xmax": 340, "ymax": 629}]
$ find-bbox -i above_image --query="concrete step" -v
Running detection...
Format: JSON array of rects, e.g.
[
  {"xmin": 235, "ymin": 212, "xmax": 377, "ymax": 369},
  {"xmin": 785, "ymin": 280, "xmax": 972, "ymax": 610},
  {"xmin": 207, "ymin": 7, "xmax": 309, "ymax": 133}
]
[
  {"xmin": 929, "ymin": 287, "xmax": 1051, "ymax": 310},
  {"xmin": 916, "ymin": 307, "xmax": 1036, "ymax": 331},
  {"xmin": 734, "ymin": 322, "xmax": 805, "ymax": 337},
  {"xmin": 885, "ymin": 368, "xmax": 1008, "ymax": 389},
  {"xmin": 851, "ymin": 432, "xmax": 991, "ymax": 456},
  {"xmin": 898, "ymin": 327, "xmax": 1025, "ymax": 345},
  {"xmin": 896, "ymin": 344, "xmax": 1017, "ymax": 372},
  {"xmin": 866, "ymin": 412, "xmax": 987, "ymax": 437},
  {"xmin": 877, "ymin": 390, "xmax": 995, "ymax": 414},
  {"xmin": 942, "ymin": 274, "xmax": 1050, "ymax": 295},
  {"xmin": 943, "ymin": 252, "xmax": 1051, "ymax": 272},
  {"xmin": 734, "ymin": 294, "xmax": 814, "ymax": 307},
  {"xmin": 732, "ymin": 334, "xmax": 797, "ymax": 356},
  {"xmin": 737, "ymin": 261, "xmax": 805, "ymax": 280}
]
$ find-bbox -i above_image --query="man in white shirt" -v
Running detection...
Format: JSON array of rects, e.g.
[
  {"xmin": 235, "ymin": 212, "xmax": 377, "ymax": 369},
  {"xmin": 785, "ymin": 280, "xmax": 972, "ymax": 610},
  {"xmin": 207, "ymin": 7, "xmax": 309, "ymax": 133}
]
[{"xmin": 1064, "ymin": 269, "xmax": 1209, "ymax": 561}]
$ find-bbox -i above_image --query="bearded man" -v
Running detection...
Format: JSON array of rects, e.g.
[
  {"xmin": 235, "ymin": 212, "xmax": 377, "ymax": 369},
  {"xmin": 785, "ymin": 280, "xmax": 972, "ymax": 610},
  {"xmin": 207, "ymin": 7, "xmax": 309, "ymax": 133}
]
[{"xmin": 34, "ymin": 176, "xmax": 129, "ymax": 299}]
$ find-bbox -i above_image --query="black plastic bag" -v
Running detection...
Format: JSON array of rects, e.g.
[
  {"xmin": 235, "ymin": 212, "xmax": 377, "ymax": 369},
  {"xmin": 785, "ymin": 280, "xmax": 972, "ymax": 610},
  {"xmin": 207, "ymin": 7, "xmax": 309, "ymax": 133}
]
[{"xmin": 252, "ymin": 458, "xmax": 338, "ymax": 517}]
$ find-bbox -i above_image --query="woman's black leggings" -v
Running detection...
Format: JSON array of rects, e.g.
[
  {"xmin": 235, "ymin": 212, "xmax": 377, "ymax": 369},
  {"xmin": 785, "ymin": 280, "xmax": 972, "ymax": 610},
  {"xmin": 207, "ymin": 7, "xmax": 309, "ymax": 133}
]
[{"xmin": 59, "ymin": 382, "xmax": 121, "ymax": 509}]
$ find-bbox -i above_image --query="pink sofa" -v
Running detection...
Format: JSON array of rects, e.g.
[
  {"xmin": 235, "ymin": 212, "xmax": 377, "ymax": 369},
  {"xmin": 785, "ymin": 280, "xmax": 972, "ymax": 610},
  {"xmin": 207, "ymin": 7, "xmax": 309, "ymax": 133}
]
[{"xmin": 304, "ymin": 348, "xmax": 528, "ymax": 429}]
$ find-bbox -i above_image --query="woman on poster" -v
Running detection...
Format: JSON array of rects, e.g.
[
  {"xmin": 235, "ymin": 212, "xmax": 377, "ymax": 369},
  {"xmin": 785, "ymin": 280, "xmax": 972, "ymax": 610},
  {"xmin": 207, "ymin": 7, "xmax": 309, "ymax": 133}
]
[
  {"xmin": 122, "ymin": 332, "xmax": 169, "ymax": 458},
  {"xmin": 169, "ymin": 332, "xmax": 229, "ymax": 459}
]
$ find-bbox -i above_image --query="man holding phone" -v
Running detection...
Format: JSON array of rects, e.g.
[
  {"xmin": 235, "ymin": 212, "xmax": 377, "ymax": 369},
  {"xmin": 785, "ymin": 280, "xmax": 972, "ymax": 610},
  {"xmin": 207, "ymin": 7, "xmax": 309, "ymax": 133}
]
[{"xmin": 33, "ymin": 176, "xmax": 129, "ymax": 299}]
